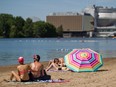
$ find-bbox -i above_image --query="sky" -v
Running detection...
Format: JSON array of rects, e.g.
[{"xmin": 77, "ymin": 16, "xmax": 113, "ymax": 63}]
[{"xmin": 0, "ymin": 0, "xmax": 116, "ymax": 21}]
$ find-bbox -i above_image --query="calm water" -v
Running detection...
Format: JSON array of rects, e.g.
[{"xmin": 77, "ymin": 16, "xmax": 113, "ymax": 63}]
[{"xmin": 0, "ymin": 38, "xmax": 116, "ymax": 66}]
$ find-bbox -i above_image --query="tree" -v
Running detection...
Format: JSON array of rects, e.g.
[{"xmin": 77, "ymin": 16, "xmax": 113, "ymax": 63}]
[
  {"xmin": 56, "ymin": 25, "xmax": 63, "ymax": 37},
  {"xmin": 44, "ymin": 22, "xmax": 57, "ymax": 37},
  {"xmin": 0, "ymin": 13, "xmax": 58, "ymax": 38},
  {"xmin": 33, "ymin": 21, "xmax": 47, "ymax": 37},
  {"xmin": 33, "ymin": 21, "xmax": 41, "ymax": 37},
  {"xmin": 9, "ymin": 25, "xmax": 17, "ymax": 38},
  {"xmin": 23, "ymin": 18, "xmax": 33, "ymax": 37},
  {"xmin": 14, "ymin": 16, "xmax": 25, "ymax": 37},
  {"xmin": 0, "ymin": 14, "xmax": 14, "ymax": 37},
  {"xmin": 33, "ymin": 21, "xmax": 57, "ymax": 37}
]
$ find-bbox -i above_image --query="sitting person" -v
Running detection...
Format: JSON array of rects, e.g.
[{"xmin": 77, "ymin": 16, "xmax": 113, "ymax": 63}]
[
  {"xmin": 30, "ymin": 55, "xmax": 51, "ymax": 81},
  {"xmin": 46, "ymin": 57, "xmax": 64, "ymax": 68},
  {"xmin": 46, "ymin": 58, "xmax": 68, "ymax": 71},
  {"xmin": 9, "ymin": 57, "xmax": 31, "ymax": 82}
]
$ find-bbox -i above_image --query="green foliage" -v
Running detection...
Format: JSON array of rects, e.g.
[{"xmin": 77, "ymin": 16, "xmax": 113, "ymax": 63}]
[
  {"xmin": 0, "ymin": 13, "xmax": 14, "ymax": 37},
  {"xmin": 9, "ymin": 25, "xmax": 17, "ymax": 38},
  {"xmin": 33, "ymin": 21, "xmax": 57, "ymax": 37},
  {"xmin": 23, "ymin": 18, "xmax": 33, "ymax": 37},
  {"xmin": 14, "ymin": 16, "xmax": 25, "ymax": 37},
  {"xmin": 0, "ymin": 13, "xmax": 58, "ymax": 38},
  {"xmin": 56, "ymin": 25, "xmax": 63, "ymax": 37},
  {"xmin": 45, "ymin": 22, "xmax": 57, "ymax": 37}
]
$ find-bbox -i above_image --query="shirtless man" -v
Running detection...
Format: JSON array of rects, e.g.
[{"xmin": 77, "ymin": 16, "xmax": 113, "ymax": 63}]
[
  {"xmin": 10, "ymin": 57, "xmax": 31, "ymax": 82},
  {"xmin": 30, "ymin": 55, "xmax": 45, "ymax": 79}
]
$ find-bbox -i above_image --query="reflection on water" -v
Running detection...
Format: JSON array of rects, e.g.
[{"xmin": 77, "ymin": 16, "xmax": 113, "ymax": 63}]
[{"xmin": 0, "ymin": 38, "xmax": 116, "ymax": 66}]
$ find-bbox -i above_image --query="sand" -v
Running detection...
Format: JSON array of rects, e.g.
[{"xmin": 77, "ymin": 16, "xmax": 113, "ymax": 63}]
[{"xmin": 0, "ymin": 58, "xmax": 116, "ymax": 87}]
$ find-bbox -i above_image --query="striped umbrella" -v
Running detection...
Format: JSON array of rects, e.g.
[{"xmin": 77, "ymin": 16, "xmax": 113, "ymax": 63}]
[{"xmin": 64, "ymin": 48, "xmax": 103, "ymax": 72}]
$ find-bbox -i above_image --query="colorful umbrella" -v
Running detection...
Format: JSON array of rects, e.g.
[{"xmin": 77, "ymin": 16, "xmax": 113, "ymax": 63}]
[{"xmin": 64, "ymin": 48, "xmax": 103, "ymax": 72}]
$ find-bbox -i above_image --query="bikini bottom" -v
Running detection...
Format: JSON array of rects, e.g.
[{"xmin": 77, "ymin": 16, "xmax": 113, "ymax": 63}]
[{"xmin": 21, "ymin": 79, "xmax": 29, "ymax": 82}]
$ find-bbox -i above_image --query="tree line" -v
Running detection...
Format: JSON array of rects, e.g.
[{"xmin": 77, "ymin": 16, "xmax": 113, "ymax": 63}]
[{"xmin": 0, "ymin": 13, "xmax": 63, "ymax": 38}]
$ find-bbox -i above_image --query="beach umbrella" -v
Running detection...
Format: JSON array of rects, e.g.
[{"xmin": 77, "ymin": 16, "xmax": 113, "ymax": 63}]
[{"xmin": 64, "ymin": 48, "xmax": 103, "ymax": 72}]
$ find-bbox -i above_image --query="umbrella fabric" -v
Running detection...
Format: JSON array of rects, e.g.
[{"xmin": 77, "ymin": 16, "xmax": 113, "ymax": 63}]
[{"xmin": 64, "ymin": 48, "xmax": 103, "ymax": 72}]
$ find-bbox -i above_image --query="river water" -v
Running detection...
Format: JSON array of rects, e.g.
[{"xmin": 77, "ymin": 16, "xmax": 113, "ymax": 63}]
[{"xmin": 0, "ymin": 38, "xmax": 116, "ymax": 66}]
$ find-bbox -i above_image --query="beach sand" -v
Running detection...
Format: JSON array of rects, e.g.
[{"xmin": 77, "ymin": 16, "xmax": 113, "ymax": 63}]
[{"xmin": 0, "ymin": 58, "xmax": 116, "ymax": 87}]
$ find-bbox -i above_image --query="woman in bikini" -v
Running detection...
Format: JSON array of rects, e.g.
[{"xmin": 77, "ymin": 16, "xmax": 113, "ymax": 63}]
[
  {"xmin": 10, "ymin": 57, "xmax": 31, "ymax": 82},
  {"xmin": 46, "ymin": 58, "xmax": 64, "ymax": 68},
  {"xmin": 46, "ymin": 58, "xmax": 65, "ymax": 71}
]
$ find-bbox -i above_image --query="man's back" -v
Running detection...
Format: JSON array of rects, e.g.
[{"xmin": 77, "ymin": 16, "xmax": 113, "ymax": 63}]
[{"xmin": 30, "ymin": 61, "xmax": 44, "ymax": 78}]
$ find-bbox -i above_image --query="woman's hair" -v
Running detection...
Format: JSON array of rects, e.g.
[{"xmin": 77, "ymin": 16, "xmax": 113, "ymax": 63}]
[{"xmin": 54, "ymin": 58, "xmax": 59, "ymax": 63}]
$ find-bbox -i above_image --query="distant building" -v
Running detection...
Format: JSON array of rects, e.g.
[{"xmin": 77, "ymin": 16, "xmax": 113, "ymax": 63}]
[
  {"xmin": 46, "ymin": 12, "xmax": 94, "ymax": 37},
  {"xmin": 84, "ymin": 5, "xmax": 116, "ymax": 37}
]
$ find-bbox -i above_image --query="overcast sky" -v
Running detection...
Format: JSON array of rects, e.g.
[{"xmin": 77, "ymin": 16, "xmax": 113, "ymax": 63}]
[{"xmin": 0, "ymin": 0, "xmax": 115, "ymax": 21}]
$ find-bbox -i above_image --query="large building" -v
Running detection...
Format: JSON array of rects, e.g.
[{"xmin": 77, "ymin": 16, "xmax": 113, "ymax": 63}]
[
  {"xmin": 84, "ymin": 5, "xmax": 116, "ymax": 37},
  {"xmin": 46, "ymin": 5, "xmax": 116, "ymax": 37},
  {"xmin": 46, "ymin": 12, "xmax": 94, "ymax": 37}
]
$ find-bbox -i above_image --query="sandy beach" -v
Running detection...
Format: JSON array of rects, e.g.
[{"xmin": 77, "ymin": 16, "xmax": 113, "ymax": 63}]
[{"xmin": 0, "ymin": 58, "xmax": 116, "ymax": 87}]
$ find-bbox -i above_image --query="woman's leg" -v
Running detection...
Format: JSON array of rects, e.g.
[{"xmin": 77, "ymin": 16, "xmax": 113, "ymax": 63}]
[
  {"xmin": 46, "ymin": 63, "xmax": 53, "ymax": 71},
  {"xmin": 10, "ymin": 71, "xmax": 21, "ymax": 82},
  {"xmin": 46, "ymin": 60, "xmax": 53, "ymax": 68},
  {"xmin": 46, "ymin": 63, "xmax": 59, "ymax": 71}
]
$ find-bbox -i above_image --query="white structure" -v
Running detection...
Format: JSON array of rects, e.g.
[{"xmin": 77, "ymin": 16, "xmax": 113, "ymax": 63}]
[{"xmin": 84, "ymin": 5, "xmax": 116, "ymax": 37}]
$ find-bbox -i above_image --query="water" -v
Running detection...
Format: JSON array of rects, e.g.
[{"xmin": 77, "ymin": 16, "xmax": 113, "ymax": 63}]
[{"xmin": 0, "ymin": 38, "xmax": 116, "ymax": 66}]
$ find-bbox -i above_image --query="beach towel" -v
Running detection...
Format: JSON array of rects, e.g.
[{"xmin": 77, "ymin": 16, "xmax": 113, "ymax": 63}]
[
  {"xmin": 47, "ymin": 70, "xmax": 68, "ymax": 72},
  {"xmin": 4, "ymin": 79, "xmax": 69, "ymax": 84}
]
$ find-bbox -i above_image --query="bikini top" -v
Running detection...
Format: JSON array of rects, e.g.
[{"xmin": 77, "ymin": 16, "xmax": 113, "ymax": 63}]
[
  {"xmin": 19, "ymin": 70, "xmax": 27, "ymax": 75},
  {"xmin": 17, "ymin": 65, "xmax": 29, "ymax": 75}
]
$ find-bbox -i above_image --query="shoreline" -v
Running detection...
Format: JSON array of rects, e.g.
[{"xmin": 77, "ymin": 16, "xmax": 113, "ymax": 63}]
[
  {"xmin": 0, "ymin": 58, "xmax": 116, "ymax": 87},
  {"xmin": 0, "ymin": 58, "xmax": 115, "ymax": 72},
  {"xmin": 0, "ymin": 57, "xmax": 115, "ymax": 66}
]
